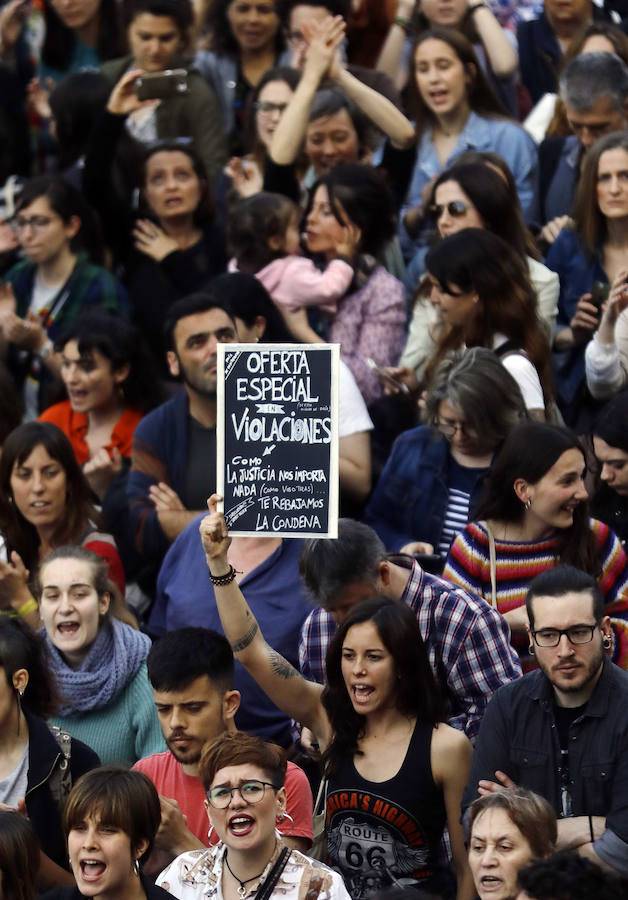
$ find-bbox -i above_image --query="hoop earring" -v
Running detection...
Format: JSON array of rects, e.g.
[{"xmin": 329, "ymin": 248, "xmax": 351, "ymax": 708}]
[
  {"xmin": 276, "ymin": 811, "xmax": 294, "ymax": 836},
  {"xmin": 528, "ymin": 645, "xmax": 535, "ymax": 656},
  {"xmin": 208, "ymin": 825, "xmax": 215, "ymax": 843},
  {"xmin": 524, "ymin": 498, "xmax": 532, "ymax": 511}
]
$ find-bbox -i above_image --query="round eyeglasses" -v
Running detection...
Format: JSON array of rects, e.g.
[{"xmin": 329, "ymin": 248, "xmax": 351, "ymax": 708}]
[
  {"xmin": 206, "ymin": 780, "xmax": 280, "ymax": 809},
  {"xmin": 530, "ymin": 625, "xmax": 598, "ymax": 648},
  {"xmin": 436, "ymin": 418, "xmax": 476, "ymax": 440}
]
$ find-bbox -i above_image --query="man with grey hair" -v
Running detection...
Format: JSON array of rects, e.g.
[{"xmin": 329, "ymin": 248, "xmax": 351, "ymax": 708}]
[
  {"xmin": 538, "ymin": 51, "xmax": 628, "ymax": 245},
  {"xmin": 297, "ymin": 519, "xmax": 521, "ymax": 741}
]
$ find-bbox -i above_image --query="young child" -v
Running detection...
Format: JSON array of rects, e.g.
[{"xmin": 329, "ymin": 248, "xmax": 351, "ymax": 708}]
[{"xmin": 228, "ymin": 192, "xmax": 360, "ymax": 316}]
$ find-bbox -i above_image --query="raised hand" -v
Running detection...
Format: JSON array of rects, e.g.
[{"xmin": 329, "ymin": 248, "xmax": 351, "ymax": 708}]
[
  {"xmin": 199, "ymin": 494, "xmax": 231, "ymax": 567},
  {"xmin": 133, "ymin": 219, "xmax": 179, "ymax": 261}
]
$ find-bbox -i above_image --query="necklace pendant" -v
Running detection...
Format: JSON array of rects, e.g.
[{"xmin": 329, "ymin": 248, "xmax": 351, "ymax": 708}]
[{"xmin": 237, "ymin": 886, "xmax": 248, "ymax": 899}]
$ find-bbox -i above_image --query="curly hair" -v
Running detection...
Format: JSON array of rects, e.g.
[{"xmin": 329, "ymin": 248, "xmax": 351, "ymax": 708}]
[{"xmin": 322, "ymin": 597, "xmax": 444, "ymax": 776}]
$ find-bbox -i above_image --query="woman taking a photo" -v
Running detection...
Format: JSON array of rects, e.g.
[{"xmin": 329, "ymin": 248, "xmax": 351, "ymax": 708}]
[
  {"xmin": 42, "ymin": 766, "xmax": 174, "ymax": 900},
  {"xmin": 444, "ymin": 422, "xmax": 628, "ymax": 671},
  {"xmin": 157, "ymin": 731, "xmax": 349, "ymax": 900},
  {"xmin": 364, "ymin": 348, "xmax": 527, "ymax": 564},
  {"xmin": 424, "ymin": 229, "xmax": 552, "ymax": 419},
  {"xmin": 0, "ymin": 617, "xmax": 98, "ymax": 888},
  {"xmin": 200, "ymin": 497, "xmax": 475, "ymax": 900},
  {"xmin": 546, "ymin": 131, "xmax": 628, "ymax": 426},
  {"xmin": 1, "ymin": 176, "xmax": 128, "ymax": 417},
  {"xmin": 400, "ymin": 28, "xmax": 537, "ymax": 260},
  {"xmin": 0, "ymin": 422, "xmax": 126, "ymax": 614},
  {"xmin": 37, "ymin": 545, "xmax": 164, "ymax": 765}
]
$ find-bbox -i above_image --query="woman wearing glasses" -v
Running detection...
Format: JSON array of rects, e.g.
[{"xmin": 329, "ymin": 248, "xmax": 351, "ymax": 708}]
[
  {"xmin": 1, "ymin": 176, "xmax": 128, "ymax": 418},
  {"xmin": 444, "ymin": 422, "xmax": 628, "ymax": 671},
  {"xmin": 157, "ymin": 732, "xmax": 350, "ymax": 900},
  {"xmin": 364, "ymin": 348, "xmax": 527, "ymax": 563}
]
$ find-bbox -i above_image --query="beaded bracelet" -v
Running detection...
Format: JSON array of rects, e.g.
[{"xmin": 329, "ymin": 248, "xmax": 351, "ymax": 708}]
[
  {"xmin": 209, "ymin": 565, "xmax": 241, "ymax": 586},
  {"xmin": 17, "ymin": 597, "xmax": 38, "ymax": 618}
]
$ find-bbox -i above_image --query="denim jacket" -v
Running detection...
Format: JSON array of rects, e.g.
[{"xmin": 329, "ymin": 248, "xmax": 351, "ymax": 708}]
[
  {"xmin": 463, "ymin": 658, "xmax": 628, "ymax": 876},
  {"xmin": 364, "ymin": 426, "xmax": 486, "ymax": 552}
]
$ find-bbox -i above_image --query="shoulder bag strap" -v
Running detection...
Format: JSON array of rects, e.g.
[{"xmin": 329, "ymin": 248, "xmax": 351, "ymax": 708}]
[
  {"xmin": 255, "ymin": 847, "xmax": 291, "ymax": 900},
  {"xmin": 480, "ymin": 520, "xmax": 497, "ymax": 607}
]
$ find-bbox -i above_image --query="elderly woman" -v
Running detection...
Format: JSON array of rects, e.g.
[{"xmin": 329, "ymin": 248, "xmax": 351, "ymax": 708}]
[
  {"xmin": 468, "ymin": 788, "xmax": 556, "ymax": 900},
  {"xmin": 157, "ymin": 732, "xmax": 349, "ymax": 900},
  {"xmin": 364, "ymin": 348, "xmax": 527, "ymax": 564}
]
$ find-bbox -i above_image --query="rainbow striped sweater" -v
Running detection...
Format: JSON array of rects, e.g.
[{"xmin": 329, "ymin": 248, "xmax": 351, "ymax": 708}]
[{"xmin": 443, "ymin": 519, "xmax": 628, "ymax": 671}]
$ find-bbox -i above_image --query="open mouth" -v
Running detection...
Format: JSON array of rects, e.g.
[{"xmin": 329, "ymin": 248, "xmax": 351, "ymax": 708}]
[
  {"xmin": 58, "ymin": 622, "xmax": 80, "ymax": 636},
  {"xmin": 479, "ymin": 875, "xmax": 504, "ymax": 891},
  {"xmin": 30, "ymin": 501, "xmax": 50, "ymax": 510},
  {"xmin": 351, "ymin": 684, "xmax": 375, "ymax": 705},
  {"xmin": 228, "ymin": 815, "xmax": 255, "ymax": 836},
  {"xmin": 80, "ymin": 860, "xmax": 106, "ymax": 882}
]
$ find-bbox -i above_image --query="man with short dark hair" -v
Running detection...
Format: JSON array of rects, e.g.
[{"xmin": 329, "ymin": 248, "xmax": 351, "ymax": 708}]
[
  {"xmin": 297, "ymin": 519, "xmax": 521, "ymax": 741},
  {"xmin": 133, "ymin": 628, "xmax": 313, "ymax": 873},
  {"xmin": 127, "ymin": 292, "xmax": 238, "ymax": 564},
  {"xmin": 464, "ymin": 565, "xmax": 628, "ymax": 877},
  {"xmin": 517, "ymin": 849, "xmax": 627, "ymax": 900}
]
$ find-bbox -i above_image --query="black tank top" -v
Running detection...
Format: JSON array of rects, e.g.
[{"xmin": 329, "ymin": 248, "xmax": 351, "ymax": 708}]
[{"xmin": 325, "ymin": 721, "xmax": 447, "ymax": 899}]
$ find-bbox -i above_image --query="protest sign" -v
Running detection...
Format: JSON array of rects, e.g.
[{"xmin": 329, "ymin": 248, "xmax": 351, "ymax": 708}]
[{"xmin": 217, "ymin": 343, "xmax": 339, "ymax": 537}]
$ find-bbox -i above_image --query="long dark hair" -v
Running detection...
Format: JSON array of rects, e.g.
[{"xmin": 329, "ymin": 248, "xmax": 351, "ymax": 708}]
[
  {"xmin": 322, "ymin": 597, "xmax": 444, "ymax": 776},
  {"xmin": 424, "ymin": 229, "xmax": 553, "ymax": 404},
  {"xmin": 429, "ymin": 163, "xmax": 529, "ymax": 262},
  {"xmin": 41, "ymin": 0, "xmax": 123, "ymax": 73},
  {"xmin": 0, "ymin": 423, "xmax": 99, "ymax": 573},
  {"xmin": 475, "ymin": 423, "xmax": 600, "ymax": 573},
  {"xmin": 408, "ymin": 28, "xmax": 509, "ymax": 142},
  {"xmin": 55, "ymin": 310, "xmax": 164, "ymax": 412},
  {"xmin": 0, "ymin": 617, "xmax": 58, "ymax": 719},
  {"xmin": 0, "ymin": 811, "xmax": 40, "ymax": 900},
  {"xmin": 205, "ymin": 0, "xmax": 283, "ymax": 56},
  {"xmin": 573, "ymin": 130, "xmax": 628, "ymax": 257}
]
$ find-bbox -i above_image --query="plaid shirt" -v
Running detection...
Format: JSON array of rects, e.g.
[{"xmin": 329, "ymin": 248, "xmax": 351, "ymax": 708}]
[{"xmin": 298, "ymin": 555, "xmax": 521, "ymax": 741}]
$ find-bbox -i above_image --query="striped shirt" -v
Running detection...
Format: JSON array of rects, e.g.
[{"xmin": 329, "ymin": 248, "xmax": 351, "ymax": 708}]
[{"xmin": 444, "ymin": 518, "xmax": 628, "ymax": 671}]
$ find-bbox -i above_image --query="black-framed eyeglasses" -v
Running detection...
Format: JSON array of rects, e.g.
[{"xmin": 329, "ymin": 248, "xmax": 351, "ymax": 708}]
[
  {"xmin": 206, "ymin": 780, "xmax": 280, "ymax": 808},
  {"xmin": 429, "ymin": 200, "xmax": 468, "ymax": 219},
  {"xmin": 254, "ymin": 101, "xmax": 288, "ymax": 115},
  {"xmin": 531, "ymin": 624, "xmax": 598, "ymax": 648},
  {"xmin": 436, "ymin": 418, "xmax": 476, "ymax": 439}
]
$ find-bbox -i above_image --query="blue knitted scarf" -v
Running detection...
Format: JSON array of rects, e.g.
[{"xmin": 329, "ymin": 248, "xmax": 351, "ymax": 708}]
[{"xmin": 41, "ymin": 619, "xmax": 151, "ymax": 716}]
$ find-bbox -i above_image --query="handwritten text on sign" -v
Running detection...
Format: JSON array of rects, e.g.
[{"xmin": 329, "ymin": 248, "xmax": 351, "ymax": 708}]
[{"xmin": 217, "ymin": 344, "xmax": 339, "ymax": 537}]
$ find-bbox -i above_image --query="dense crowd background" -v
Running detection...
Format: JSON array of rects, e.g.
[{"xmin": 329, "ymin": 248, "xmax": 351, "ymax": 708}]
[{"xmin": 0, "ymin": 0, "xmax": 628, "ymax": 898}]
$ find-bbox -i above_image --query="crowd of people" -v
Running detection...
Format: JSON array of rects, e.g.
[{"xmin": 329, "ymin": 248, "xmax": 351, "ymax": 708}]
[{"xmin": 1, "ymin": 0, "xmax": 628, "ymax": 898}]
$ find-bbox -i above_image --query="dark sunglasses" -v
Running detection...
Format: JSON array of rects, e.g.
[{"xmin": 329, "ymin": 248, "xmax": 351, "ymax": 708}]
[{"xmin": 429, "ymin": 200, "xmax": 468, "ymax": 219}]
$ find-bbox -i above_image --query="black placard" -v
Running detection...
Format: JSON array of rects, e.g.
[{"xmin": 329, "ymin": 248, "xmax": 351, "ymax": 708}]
[{"xmin": 217, "ymin": 343, "xmax": 339, "ymax": 537}]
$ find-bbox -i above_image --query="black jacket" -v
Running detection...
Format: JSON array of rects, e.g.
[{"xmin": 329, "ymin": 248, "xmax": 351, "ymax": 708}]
[{"xmin": 25, "ymin": 710, "xmax": 100, "ymax": 868}]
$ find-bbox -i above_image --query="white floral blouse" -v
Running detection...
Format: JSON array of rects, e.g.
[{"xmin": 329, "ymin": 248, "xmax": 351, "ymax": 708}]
[{"xmin": 156, "ymin": 841, "xmax": 350, "ymax": 900}]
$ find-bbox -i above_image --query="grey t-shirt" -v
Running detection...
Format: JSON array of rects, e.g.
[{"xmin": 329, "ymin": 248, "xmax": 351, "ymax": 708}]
[{"xmin": 0, "ymin": 742, "xmax": 28, "ymax": 808}]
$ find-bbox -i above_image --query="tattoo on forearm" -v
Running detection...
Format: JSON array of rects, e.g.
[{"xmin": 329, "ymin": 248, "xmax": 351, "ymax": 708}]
[
  {"xmin": 268, "ymin": 649, "xmax": 298, "ymax": 680},
  {"xmin": 230, "ymin": 622, "xmax": 259, "ymax": 652}
]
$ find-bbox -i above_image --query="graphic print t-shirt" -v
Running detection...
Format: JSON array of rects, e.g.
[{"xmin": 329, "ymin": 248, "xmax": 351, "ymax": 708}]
[{"xmin": 325, "ymin": 722, "xmax": 446, "ymax": 899}]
